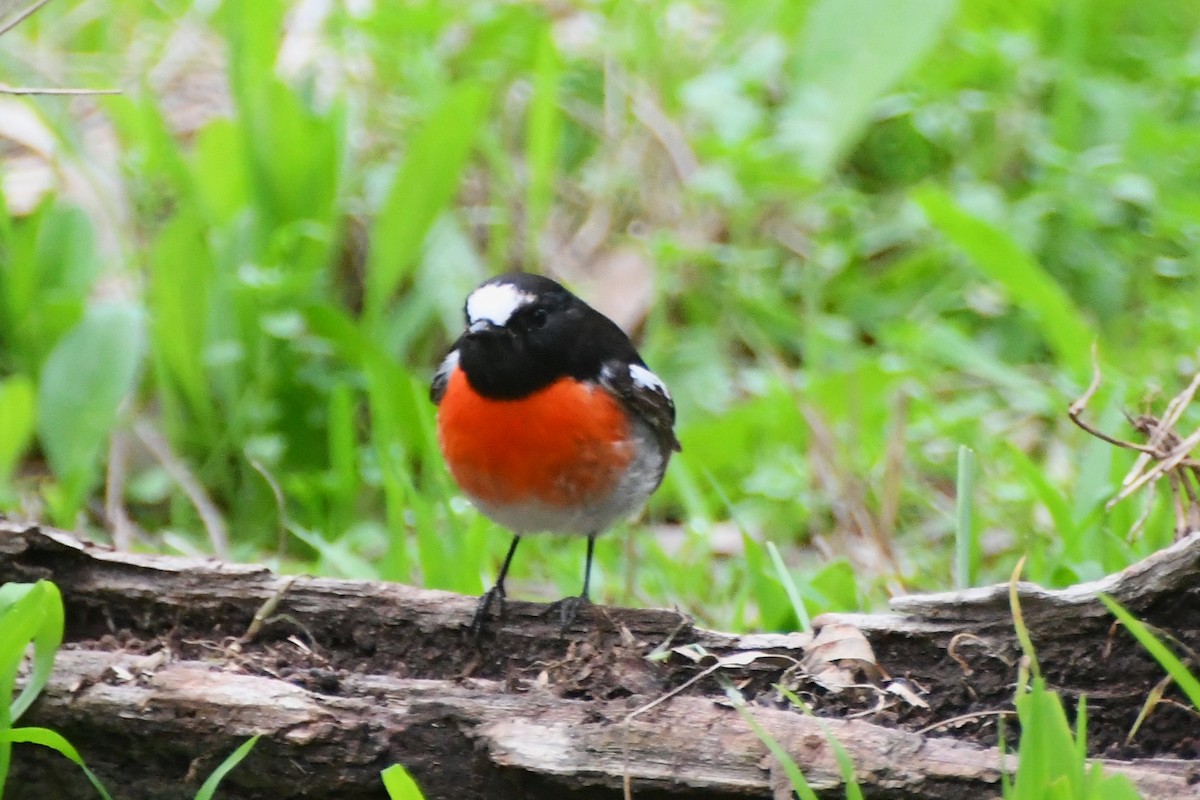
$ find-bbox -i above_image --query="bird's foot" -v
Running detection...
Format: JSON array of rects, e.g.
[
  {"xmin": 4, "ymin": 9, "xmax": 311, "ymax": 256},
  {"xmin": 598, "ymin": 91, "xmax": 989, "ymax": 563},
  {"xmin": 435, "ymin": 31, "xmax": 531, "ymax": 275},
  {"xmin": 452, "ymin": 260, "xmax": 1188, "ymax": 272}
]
[
  {"xmin": 548, "ymin": 594, "xmax": 591, "ymax": 632},
  {"xmin": 471, "ymin": 583, "xmax": 507, "ymax": 640}
]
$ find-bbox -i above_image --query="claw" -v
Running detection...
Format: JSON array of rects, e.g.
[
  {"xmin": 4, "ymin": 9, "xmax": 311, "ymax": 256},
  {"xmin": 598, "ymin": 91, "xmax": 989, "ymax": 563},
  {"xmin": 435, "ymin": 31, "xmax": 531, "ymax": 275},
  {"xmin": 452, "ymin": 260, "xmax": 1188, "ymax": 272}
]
[
  {"xmin": 470, "ymin": 536, "xmax": 521, "ymax": 643},
  {"xmin": 549, "ymin": 594, "xmax": 591, "ymax": 632},
  {"xmin": 471, "ymin": 583, "xmax": 507, "ymax": 640}
]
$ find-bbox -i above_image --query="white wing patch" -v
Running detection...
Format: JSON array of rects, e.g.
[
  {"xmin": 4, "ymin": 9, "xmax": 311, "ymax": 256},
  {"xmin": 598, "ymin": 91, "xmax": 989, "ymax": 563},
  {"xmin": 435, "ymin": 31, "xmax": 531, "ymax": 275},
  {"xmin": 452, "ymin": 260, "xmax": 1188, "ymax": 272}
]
[
  {"xmin": 629, "ymin": 363, "xmax": 670, "ymax": 398},
  {"xmin": 431, "ymin": 349, "xmax": 460, "ymax": 404},
  {"xmin": 436, "ymin": 349, "xmax": 460, "ymax": 380},
  {"xmin": 466, "ymin": 282, "xmax": 535, "ymax": 328}
]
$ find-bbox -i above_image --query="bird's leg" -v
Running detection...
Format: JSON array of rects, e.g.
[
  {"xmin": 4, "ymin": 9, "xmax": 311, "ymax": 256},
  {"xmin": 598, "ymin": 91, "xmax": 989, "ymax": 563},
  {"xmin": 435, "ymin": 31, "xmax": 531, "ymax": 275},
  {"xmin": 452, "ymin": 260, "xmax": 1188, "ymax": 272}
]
[
  {"xmin": 553, "ymin": 534, "xmax": 596, "ymax": 631},
  {"xmin": 471, "ymin": 535, "xmax": 521, "ymax": 639}
]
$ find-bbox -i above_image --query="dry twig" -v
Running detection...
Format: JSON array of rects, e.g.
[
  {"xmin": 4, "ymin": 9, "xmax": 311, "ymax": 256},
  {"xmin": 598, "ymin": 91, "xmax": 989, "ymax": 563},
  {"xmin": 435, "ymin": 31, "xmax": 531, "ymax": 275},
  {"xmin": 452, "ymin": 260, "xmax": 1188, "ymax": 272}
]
[
  {"xmin": 1068, "ymin": 350, "xmax": 1200, "ymax": 538},
  {"xmin": 0, "ymin": 0, "xmax": 52, "ymax": 37},
  {"xmin": 0, "ymin": 0, "xmax": 121, "ymax": 96},
  {"xmin": 133, "ymin": 419, "xmax": 230, "ymax": 558}
]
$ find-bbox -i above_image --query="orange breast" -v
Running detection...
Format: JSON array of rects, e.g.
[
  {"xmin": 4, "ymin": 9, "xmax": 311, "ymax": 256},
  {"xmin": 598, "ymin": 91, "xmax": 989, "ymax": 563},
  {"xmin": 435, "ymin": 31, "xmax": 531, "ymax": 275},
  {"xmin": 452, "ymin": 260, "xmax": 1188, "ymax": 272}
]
[{"xmin": 437, "ymin": 368, "xmax": 634, "ymax": 508}]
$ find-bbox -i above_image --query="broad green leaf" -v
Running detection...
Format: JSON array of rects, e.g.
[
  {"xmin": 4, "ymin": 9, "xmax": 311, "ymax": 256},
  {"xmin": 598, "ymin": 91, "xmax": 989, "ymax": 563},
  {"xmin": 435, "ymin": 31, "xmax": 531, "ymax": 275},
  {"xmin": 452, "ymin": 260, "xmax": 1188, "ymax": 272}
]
[
  {"xmin": 0, "ymin": 201, "xmax": 99, "ymax": 374},
  {"xmin": 365, "ymin": 82, "xmax": 490, "ymax": 320},
  {"xmin": 740, "ymin": 532, "xmax": 791, "ymax": 631},
  {"xmin": 246, "ymin": 78, "xmax": 346, "ymax": 232},
  {"xmin": 191, "ymin": 120, "xmax": 250, "ymax": 225},
  {"xmin": 105, "ymin": 94, "xmax": 193, "ymax": 204},
  {"xmin": 9, "ymin": 204, "xmax": 97, "ymax": 325},
  {"xmin": 148, "ymin": 211, "xmax": 213, "ymax": 429},
  {"xmin": 381, "ymin": 763, "xmax": 427, "ymax": 800},
  {"xmin": 220, "ymin": 0, "xmax": 284, "ymax": 84},
  {"xmin": 0, "ymin": 580, "xmax": 64, "ymax": 800},
  {"xmin": 222, "ymin": 0, "xmax": 345, "ymax": 272},
  {"xmin": 806, "ymin": 560, "xmax": 860, "ymax": 615},
  {"xmin": 0, "ymin": 727, "xmax": 112, "ymax": 800},
  {"xmin": 0, "ymin": 375, "xmax": 35, "ymax": 483},
  {"xmin": 1011, "ymin": 679, "xmax": 1064, "ymax": 796},
  {"xmin": 1, "ymin": 581, "xmax": 64, "ymax": 722},
  {"xmin": 780, "ymin": 0, "xmax": 957, "ymax": 178},
  {"xmin": 916, "ymin": 187, "xmax": 1094, "ymax": 377},
  {"xmin": 36, "ymin": 302, "xmax": 145, "ymax": 517},
  {"xmin": 194, "ymin": 736, "xmax": 260, "ymax": 800}
]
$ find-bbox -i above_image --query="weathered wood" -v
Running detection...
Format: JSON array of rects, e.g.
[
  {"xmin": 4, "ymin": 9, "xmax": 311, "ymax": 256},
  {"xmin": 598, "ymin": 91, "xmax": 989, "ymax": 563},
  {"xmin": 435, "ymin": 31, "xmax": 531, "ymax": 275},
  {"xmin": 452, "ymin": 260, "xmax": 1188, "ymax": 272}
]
[
  {"xmin": 16, "ymin": 649, "xmax": 1200, "ymax": 800},
  {"xmin": 2, "ymin": 520, "xmax": 1199, "ymax": 800},
  {"xmin": 812, "ymin": 527, "xmax": 1200, "ymax": 642}
]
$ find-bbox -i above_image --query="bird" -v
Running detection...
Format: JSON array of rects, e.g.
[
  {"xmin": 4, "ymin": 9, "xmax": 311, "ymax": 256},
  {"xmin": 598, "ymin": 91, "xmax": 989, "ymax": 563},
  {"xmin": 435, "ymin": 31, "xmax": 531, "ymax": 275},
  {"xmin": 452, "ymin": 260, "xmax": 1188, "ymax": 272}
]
[{"xmin": 431, "ymin": 272, "xmax": 681, "ymax": 635}]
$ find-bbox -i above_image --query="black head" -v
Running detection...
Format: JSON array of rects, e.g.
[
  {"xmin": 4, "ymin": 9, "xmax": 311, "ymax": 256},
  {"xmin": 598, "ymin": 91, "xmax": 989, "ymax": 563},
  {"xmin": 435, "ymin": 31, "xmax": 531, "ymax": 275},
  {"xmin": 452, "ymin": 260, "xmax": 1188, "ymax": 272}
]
[{"xmin": 454, "ymin": 273, "xmax": 642, "ymax": 400}]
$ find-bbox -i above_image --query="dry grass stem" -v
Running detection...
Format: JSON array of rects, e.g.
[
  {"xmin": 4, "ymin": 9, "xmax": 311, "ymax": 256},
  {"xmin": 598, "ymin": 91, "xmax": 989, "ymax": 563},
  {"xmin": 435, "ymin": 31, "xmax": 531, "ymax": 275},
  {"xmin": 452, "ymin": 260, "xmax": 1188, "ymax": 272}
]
[{"xmin": 1068, "ymin": 354, "xmax": 1200, "ymax": 538}]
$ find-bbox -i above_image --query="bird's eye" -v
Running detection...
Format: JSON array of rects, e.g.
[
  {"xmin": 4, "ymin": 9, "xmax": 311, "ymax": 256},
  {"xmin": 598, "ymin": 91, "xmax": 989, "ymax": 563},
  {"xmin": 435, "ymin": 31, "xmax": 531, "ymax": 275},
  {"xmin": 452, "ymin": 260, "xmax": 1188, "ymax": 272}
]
[{"xmin": 529, "ymin": 308, "xmax": 549, "ymax": 328}]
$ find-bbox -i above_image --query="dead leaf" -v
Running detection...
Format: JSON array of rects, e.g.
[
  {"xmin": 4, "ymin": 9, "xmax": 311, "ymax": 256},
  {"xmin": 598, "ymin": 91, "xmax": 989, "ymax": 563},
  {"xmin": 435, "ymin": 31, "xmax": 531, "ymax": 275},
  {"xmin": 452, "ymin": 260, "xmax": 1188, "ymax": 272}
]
[{"xmin": 801, "ymin": 622, "xmax": 884, "ymax": 691}]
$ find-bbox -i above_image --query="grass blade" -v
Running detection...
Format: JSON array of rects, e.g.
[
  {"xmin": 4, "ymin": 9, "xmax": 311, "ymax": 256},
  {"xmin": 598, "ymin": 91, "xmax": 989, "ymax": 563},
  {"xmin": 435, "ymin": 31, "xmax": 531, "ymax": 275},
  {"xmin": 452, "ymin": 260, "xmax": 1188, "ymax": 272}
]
[
  {"xmin": 955, "ymin": 445, "xmax": 976, "ymax": 590},
  {"xmin": 365, "ymin": 82, "xmax": 490, "ymax": 320},
  {"xmin": 1099, "ymin": 594, "xmax": 1200, "ymax": 711},
  {"xmin": 766, "ymin": 541, "xmax": 811, "ymax": 631},
  {"xmin": 524, "ymin": 23, "xmax": 562, "ymax": 263},
  {"xmin": 777, "ymin": 686, "xmax": 864, "ymax": 800},
  {"xmin": 193, "ymin": 736, "xmax": 260, "ymax": 800},
  {"xmin": 1007, "ymin": 556, "xmax": 1040, "ymax": 679},
  {"xmin": 720, "ymin": 678, "xmax": 819, "ymax": 800},
  {"xmin": 381, "ymin": 763, "xmax": 427, "ymax": 799},
  {"xmin": 0, "ymin": 375, "xmax": 35, "ymax": 485},
  {"xmin": 915, "ymin": 187, "xmax": 1094, "ymax": 377}
]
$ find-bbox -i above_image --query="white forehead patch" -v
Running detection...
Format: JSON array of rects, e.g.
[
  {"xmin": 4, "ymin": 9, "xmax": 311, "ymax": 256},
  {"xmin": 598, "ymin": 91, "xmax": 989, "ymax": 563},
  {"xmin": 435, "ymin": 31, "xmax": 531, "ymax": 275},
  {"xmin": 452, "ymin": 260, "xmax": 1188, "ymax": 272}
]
[
  {"xmin": 629, "ymin": 364, "xmax": 670, "ymax": 398},
  {"xmin": 466, "ymin": 282, "xmax": 535, "ymax": 327}
]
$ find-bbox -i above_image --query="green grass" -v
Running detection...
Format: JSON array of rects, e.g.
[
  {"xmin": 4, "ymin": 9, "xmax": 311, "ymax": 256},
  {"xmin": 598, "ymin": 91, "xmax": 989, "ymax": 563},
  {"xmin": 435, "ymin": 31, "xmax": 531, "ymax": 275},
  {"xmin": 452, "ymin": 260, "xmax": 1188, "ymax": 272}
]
[
  {"xmin": 1002, "ymin": 679, "xmax": 1141, "ymax": 800},
  {"xmin": 381, "ymin": 764, "xmax": 427, "ymax": 800},
  {"xmin": 0, "ymin": 577, "xmax": 267, "ymax": 798},
  {"xmin": 8, "ymin": 0, "xmax": 1199, "ymax": 776},
  {"xmin": 1002, "ymin": 568, "xmax": 1143, "ymax": 800},
  {"xmin": 1100, "ymin": 594, "xmax": 1200, "ymax": 712},
  {"xmin": 0, "ymin": 580, "xmax": 78, "ymax": 800},
  {"xmin": 2, "ymin": 0, "xmax": 1199, "ymax": 632},
  {"xmin": 193, "ymin": 737, "xmax": 260, "ymax": 800}
]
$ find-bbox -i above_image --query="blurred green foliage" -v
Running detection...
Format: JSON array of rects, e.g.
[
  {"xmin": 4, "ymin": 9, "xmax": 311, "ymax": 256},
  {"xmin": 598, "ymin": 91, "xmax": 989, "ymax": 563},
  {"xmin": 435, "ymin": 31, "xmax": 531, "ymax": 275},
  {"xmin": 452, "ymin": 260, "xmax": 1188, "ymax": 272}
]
[{"xmin": 2, "ymin": 0, "xmax": 1199, "ymax": 630}]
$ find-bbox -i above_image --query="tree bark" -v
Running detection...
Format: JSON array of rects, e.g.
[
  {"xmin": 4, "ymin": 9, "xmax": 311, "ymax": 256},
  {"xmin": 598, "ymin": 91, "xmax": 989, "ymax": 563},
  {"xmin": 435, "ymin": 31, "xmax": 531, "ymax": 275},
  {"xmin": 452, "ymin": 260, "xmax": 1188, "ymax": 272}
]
[{"xmin": 2, "ymin": 520, "xmax": 1199, "ymax": 799}]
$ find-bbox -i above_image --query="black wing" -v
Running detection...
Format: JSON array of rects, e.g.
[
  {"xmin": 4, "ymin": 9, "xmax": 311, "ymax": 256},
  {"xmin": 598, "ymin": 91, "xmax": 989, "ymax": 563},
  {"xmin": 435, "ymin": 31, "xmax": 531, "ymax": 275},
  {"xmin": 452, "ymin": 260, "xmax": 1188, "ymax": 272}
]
[{"xmin": 599, "ymin": 360, "xmax": 682, "ymax": 458}]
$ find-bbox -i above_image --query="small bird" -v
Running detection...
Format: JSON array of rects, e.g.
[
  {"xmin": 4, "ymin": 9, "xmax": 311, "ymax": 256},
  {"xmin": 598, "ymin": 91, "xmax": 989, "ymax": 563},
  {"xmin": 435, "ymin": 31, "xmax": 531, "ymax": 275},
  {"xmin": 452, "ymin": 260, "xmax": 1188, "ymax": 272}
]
[{"xmin": 431, "ymin": 272, "xmax": 681, "ymax": 633}]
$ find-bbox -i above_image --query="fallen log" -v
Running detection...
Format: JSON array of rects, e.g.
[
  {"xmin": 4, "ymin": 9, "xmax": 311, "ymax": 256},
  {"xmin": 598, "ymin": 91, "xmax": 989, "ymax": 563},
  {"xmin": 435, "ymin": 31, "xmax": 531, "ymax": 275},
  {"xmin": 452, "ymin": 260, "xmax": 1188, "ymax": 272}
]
[{"xmin": 2, "ymin": 520, "xmax": 1199, "ymax": 799}]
